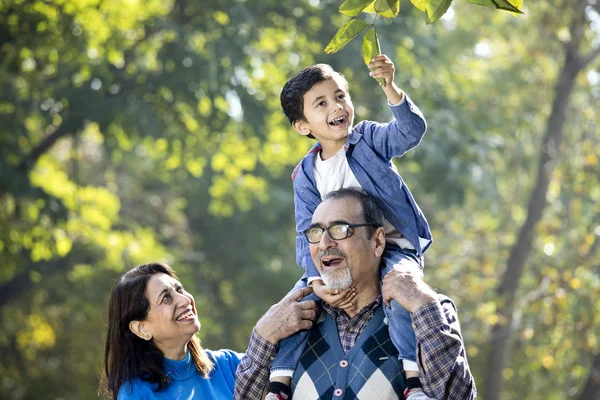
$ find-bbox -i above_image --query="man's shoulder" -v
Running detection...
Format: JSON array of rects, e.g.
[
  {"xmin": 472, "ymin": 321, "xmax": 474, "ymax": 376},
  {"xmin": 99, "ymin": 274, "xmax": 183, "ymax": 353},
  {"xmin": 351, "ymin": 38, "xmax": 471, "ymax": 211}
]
[{"xmin": 435, "ymin": 293, "xmax": 459, "ymax": 322}]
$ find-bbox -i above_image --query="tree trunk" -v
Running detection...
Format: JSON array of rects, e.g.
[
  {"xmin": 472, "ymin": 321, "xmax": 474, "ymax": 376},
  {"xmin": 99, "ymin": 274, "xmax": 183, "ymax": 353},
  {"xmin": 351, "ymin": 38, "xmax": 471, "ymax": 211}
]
[
  {"xmin": 482, "ymin": 5, "xmax": 589, "ymax": 399},
  {"xmin": 578, "ymin": 352, "xmax": 600, "ymax": 400}
]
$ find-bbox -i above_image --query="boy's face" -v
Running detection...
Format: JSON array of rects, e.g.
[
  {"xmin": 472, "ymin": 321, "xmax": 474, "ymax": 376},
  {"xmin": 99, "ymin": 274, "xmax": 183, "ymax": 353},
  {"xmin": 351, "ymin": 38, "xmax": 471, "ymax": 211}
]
[{"xmin": 293, "ymin": 77, "xmax": 355, "ymax": 148}]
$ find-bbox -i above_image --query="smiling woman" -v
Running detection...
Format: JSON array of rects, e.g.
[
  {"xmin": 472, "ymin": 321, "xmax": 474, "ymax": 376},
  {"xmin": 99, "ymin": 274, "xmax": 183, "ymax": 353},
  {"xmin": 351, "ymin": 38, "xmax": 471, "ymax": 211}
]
[{"xmin": 100, "ymin": 263, "xmax": 241, "ymax": 400}]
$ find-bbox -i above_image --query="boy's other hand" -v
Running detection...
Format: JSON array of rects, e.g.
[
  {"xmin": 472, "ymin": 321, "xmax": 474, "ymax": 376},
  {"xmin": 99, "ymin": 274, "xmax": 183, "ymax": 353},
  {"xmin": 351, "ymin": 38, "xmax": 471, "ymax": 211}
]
[{"xmin": 312, "ymin": 279, "xmax": 357, "ymax": 311}]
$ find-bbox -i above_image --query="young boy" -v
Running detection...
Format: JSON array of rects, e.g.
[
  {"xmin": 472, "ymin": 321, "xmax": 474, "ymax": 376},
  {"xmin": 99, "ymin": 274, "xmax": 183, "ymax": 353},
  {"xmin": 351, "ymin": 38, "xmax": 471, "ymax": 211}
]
[{"xmin": 267, "ymin": 55, "xmax": 433, "ymax": 400}]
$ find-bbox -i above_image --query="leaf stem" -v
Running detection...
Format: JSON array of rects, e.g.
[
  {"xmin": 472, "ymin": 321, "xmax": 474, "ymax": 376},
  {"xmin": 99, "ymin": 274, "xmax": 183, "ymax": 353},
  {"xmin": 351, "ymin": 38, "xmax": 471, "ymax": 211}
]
[{"xmin": 372, "ymin": 13, "xmax": 379, "ymax": 26}]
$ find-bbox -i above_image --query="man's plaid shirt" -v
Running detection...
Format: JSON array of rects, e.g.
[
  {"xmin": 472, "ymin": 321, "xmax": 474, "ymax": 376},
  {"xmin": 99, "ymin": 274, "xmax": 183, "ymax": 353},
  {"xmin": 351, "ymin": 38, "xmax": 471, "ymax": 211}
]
[
  {"xmin": 321, "ymin": 295, "xmax": 381, "ymax": 354},
  {"xmin": 234, "ymin": 295, "xmax": 477, "ymax": 399}
]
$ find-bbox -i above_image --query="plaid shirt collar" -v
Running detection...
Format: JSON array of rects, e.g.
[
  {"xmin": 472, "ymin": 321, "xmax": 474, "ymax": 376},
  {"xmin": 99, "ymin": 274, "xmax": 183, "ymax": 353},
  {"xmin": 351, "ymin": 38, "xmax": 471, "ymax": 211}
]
[{"xmin": 322, "ymin": 295, "xmax": 382, "ymax": 354}]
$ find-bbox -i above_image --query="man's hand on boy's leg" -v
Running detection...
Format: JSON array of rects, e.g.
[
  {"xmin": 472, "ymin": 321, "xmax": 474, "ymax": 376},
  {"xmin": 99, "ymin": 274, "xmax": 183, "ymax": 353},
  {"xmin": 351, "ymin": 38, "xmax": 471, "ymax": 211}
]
[
  {"xmin": 312, "ymin": 279, "xmax": 357, "ymax": 311},
  {"xmin": 382, "ymin": 268, "xmax": 436, "ymax": 313}
]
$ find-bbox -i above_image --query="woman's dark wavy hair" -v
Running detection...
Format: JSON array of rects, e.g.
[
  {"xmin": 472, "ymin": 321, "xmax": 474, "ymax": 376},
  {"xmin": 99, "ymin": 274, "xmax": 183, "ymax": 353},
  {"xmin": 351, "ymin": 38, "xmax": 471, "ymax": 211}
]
[{"xmin": 100, "ymin": 262, "xmax": 213, "ymax": 399}]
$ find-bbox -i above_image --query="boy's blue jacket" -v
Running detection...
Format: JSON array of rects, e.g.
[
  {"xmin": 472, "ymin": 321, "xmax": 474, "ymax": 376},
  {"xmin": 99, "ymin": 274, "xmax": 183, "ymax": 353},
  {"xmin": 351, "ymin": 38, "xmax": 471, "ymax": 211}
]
[{"xmin": 291, "ymin": 95, "xmax": 432, "ymax": 279}]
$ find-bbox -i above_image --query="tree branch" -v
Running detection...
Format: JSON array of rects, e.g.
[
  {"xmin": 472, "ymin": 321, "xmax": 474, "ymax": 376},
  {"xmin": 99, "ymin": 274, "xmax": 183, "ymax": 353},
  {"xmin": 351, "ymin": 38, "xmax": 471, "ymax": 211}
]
[
  {"xmin": 581, "ymin": 46, "xmax": 600, "ymax": 69},
  {"xmin": 17, "ymin": 120, "xmax": 82, "ymax": 173},
  {"xmin": 511, "ymin": 277, "xmax": 551, "ymax": 333},
  {"xmin": 0, "ymin": 243, "xmax": 103, "ymax": 308}
]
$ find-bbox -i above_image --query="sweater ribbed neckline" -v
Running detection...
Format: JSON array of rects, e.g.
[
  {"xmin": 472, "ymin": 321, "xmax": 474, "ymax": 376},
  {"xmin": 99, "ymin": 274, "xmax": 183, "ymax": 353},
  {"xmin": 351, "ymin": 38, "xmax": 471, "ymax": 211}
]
[{"xmin": 164, "ymin": 352, "xmax": 195, "ymax": 381}]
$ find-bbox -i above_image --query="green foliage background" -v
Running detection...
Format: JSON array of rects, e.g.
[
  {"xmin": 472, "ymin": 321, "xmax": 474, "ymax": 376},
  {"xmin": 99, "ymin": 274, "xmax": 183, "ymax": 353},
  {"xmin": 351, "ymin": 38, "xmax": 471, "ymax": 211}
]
[{"xmin": 0, "ymin": 0, "xmax": 598, "ymax": 399}]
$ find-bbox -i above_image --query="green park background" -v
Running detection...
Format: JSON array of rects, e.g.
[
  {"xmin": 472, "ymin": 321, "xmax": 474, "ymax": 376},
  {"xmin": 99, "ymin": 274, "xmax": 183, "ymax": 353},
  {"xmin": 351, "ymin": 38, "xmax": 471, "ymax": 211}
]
[{"xmin": 1, "ymin": 0, "xmax": 599, "ymax": 398}]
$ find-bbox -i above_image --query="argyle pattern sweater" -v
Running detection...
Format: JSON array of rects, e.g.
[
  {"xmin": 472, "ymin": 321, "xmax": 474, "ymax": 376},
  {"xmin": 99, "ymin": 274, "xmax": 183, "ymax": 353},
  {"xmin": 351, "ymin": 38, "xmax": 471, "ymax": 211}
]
[{"xmin": 291, "ymin": 307, "xmax": 406, "ymax": 399}]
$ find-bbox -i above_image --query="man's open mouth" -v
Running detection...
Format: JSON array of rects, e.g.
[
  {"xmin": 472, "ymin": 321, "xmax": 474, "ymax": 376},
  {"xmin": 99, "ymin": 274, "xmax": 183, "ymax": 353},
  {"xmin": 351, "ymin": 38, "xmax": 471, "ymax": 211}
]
[{"xmin": 321, "ymin": 257, "xmax": 344, "ymax": 267}]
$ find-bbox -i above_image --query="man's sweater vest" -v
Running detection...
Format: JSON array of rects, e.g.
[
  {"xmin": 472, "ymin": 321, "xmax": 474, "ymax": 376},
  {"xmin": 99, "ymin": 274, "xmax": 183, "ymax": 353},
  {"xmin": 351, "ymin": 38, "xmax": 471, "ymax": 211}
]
[{"xmin": 291, "ymin": 306, "xmax": 406, "ymax": 399}]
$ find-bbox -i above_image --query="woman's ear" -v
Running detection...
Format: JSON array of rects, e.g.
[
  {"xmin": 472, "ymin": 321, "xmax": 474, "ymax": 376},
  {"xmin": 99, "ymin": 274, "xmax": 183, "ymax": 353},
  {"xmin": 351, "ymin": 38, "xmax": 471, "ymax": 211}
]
[
  {"xmin": 129, "ymin": 320, "xmax": 152, "ymax": 341},
  {"xmin": 292, "ymin": 119, "xmax": 312, "ymax": 137}
]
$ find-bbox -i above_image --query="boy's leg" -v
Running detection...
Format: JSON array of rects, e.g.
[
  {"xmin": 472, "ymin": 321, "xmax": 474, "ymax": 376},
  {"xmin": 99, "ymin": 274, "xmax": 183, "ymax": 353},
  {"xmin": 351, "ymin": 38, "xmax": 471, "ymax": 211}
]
[
  {"xmin": 267, "ymin": 278, "xmax": 320, "ymax": 398},
  {"xmin": 381, "ymin": 246, "xmax": 435, "ymax": 399}
]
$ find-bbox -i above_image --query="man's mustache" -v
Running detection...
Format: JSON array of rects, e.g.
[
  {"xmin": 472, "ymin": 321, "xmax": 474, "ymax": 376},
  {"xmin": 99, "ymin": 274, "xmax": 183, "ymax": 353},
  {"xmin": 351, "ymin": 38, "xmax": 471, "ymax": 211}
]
[{"xmin": 318, "ymin": 248, "xmax": 346, "ymax": 261}]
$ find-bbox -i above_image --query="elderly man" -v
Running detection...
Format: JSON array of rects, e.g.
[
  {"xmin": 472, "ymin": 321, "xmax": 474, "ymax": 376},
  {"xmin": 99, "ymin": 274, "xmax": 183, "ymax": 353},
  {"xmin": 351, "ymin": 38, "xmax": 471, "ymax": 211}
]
[{"xmin": 235, "ymin": 188, "xmax": 477, "ymax": 399}]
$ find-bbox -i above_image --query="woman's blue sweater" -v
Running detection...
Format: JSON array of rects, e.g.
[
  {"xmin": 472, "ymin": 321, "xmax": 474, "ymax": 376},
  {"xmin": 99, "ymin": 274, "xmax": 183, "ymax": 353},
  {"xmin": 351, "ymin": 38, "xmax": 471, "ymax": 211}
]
[{"xmin": 117, "ymin": 349, "xmax": 242, "ymax": 400}]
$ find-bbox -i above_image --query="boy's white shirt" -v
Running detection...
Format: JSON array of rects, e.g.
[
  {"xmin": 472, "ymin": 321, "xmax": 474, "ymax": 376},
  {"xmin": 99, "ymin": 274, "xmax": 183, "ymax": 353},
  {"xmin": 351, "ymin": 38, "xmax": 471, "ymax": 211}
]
[
  {"xmin": 313, "ymin": 147, "xmax": 415, "ymax": 251},
  {"xmin": 309, "ymin": 149, "xmax": 418, "ymax": 281}
]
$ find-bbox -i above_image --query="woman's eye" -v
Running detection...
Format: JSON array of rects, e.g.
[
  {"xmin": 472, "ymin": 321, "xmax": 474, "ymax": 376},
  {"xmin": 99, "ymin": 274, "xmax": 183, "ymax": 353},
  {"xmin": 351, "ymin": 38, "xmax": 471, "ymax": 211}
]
[
  {"xmin": 317, "ymin": 101, "xmax": 325, "ymax": 107},
  {"xmin": 176, "ymin": 286, "xmax": 184, "ymax": 293},
  {"xmin": 162, "ymin": 293, "xmax": 171, "ymax": 302},
  {"xmin": 338, "ymin": 94, "xmax": 345, "ymax": 100}
]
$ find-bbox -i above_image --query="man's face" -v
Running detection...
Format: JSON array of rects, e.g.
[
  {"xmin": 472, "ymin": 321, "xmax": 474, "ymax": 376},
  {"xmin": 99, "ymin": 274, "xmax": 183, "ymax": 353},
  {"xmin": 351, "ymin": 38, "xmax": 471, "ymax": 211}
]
[{"xmin": 309, "ymin": 196, "xmax": 383, "ymax": 290}]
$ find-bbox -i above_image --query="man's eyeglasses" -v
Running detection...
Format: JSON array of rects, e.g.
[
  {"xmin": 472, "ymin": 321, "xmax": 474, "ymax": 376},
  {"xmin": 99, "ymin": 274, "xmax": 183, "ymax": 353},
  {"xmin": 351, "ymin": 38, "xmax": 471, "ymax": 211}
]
[{"xmin": 303, "ymin": 223, "xmax": 380, "ymax": 244}]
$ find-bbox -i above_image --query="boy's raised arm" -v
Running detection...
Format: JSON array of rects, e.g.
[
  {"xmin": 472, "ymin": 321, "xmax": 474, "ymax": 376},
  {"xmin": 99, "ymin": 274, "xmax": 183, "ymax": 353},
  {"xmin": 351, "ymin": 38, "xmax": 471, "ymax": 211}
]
[
  {"xmin": 368, "ymin": 54, "xmax": 404, "ymax": 105},
  {"xmin": 359, "ymin": 54, "xmax": 427, "ymax": 161}
]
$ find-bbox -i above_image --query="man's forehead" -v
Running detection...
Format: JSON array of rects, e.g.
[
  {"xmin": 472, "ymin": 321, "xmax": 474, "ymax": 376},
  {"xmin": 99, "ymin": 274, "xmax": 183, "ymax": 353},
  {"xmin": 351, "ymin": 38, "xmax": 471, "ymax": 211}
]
[{"xmin": 312, "ymin": 197, "xmax": 361, "ymax": 224}]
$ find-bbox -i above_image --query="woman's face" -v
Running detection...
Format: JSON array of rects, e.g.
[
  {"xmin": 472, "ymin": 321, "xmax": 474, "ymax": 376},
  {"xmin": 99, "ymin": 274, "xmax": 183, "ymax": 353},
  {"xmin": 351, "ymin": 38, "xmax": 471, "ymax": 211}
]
[{"xmin": 141, "ymin": 272, "xmax": 200, "ymax": 354}]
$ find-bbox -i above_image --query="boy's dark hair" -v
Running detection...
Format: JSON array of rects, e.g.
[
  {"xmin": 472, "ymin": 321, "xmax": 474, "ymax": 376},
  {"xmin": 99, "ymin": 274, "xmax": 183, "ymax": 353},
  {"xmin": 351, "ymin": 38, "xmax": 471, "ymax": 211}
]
[
  {"xmin": 280, "ymin": 64, "xmax": 349, "ymax": 139},
  {"xmin": 324, "ymin": 188, "xmax": 384, "ymax": 239}
]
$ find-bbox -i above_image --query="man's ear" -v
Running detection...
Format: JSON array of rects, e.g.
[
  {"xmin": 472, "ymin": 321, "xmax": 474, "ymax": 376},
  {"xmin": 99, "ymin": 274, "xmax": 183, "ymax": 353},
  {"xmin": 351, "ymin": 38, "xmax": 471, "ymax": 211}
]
[
  {"xmin": 292, "ymin": 119, "xmax": 311, "ymax": 137},
  {"xmin": 129, "ymin": 320, "xmax": 152, "ymax": 341},
  {"xmin": 373, "ymin": 227, "xmax": 386, "ymax": 258}
]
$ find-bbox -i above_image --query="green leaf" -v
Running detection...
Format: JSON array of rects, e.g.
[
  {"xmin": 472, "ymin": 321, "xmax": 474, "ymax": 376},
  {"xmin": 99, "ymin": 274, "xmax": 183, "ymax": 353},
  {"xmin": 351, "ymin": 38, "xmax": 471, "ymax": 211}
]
[
  {"xmin": 324, "ymin": 19, "xmax": 370, "ymax": 54},
  {"xmin": 339, "ymin": 0, "xmax": 376, "ymax": 17},
  {"xmin": 362, "ymin": 27, "xmax": 385, "ymax": 86},
  {"xmin": 409, "ymin": 0, "xmax": 426, "ymax": 12},
  {"xmin": 467, "ymin": 0, "xmax": 494, "ymax": 5},
  {"xmin": 427, "ymin": 0, "xmax": 453, "ymax": 23},
  {"xmin": 510, "ymin": 0, "xmax": 523, "ymax": 9},
  {"xmin": 364, "ymin": 0, "xmax": 400, "ymax": 18},
  {"xmin": 491, "ymin": 0, "xmax": 523, "ymax": 13},
  {"xmin": 386, "ymin": 0, "xmax": 401, "ymax": 17},
  {"xmin": 468, "ymin": 0, "xmax": 523, "ymax": 14},
  {"xmin": 410, "ymin": 0, "xmax": 454, "ymax": 24}
]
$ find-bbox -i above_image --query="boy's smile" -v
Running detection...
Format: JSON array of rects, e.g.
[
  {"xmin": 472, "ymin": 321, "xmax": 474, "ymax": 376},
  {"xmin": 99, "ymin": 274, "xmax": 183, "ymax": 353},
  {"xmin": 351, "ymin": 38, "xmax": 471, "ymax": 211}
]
[{"xmin": 293, "ymin": 77, "xmax": 355, "ymax": 159}]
